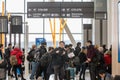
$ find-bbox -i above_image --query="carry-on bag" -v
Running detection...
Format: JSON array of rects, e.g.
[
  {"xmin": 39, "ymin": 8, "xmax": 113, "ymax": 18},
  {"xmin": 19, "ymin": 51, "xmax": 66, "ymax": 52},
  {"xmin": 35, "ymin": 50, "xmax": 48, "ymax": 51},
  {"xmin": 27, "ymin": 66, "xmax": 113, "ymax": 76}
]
[{"xmin": 0, "ymin": 68, "xmax": 6, "ymax": 80}]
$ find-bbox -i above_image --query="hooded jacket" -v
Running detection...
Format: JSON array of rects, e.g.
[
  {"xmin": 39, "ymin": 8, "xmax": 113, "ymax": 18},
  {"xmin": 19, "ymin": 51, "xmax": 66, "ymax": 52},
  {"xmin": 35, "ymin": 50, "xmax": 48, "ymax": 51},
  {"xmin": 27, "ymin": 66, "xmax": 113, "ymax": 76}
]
[{"xmin": 11, "ymin": 48, "xmax": 23, "ymax": 65}]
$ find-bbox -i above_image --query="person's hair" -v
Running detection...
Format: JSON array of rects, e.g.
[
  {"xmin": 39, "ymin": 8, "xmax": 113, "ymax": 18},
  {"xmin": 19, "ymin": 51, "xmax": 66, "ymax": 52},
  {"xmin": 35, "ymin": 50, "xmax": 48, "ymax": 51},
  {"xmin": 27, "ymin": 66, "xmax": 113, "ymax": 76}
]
[
  {"xmin": 8, "ymin": 43, "xmax": 12, "ymax": 46},
  {"xmin": 69, "ymin": 44, "xmax": 73, "ymax": 47},
  {"xmin": 81, "ymin": 46, "xmax": 87, "ymax": 52},
  {"xmin": 41, "ymin": 42, "xmax": 47, "ymax": 46},
  {"xmin": 0, "ymin": 44, "xmax": 3, "ymax": 48},
  {"xmin": 77, "ymin": 42, "xmax": 81, "ymax": 46},
  {"xmin": 98, "ymin": 70, "xmax": 106, "ymax": 74},
  {"xmin": 87, "ymin": 40, "xmax": 92, "ymax": 44},
  {"xmin": 48, "ymin": 47, "xmax": 54, "ymax": 52},
  {"xmin": 102, "ymin": 44, "xmax": 106, "ymax": 49},
  {"xmin": 32, "ymin": 44, "xmax": 36, "ymax": 49},
  {"xmin": 59, "ymin": 41, "xmax": 65, "ymax": 45},
  {"xmin": 65, "ymin": 45, "xmax": 69, "ymax": 48}
]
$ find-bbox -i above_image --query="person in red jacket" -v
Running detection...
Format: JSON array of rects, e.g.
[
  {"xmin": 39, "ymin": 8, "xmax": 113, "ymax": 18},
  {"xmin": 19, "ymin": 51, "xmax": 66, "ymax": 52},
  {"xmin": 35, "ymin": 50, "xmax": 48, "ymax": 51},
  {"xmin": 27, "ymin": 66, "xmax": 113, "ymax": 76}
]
[
  {"xmin": 104, "ymin": 51, "xmax": 112, "ymax": 74},
  {"xmin": 10, "ymin": 45, "xmax": 26, "ymax": 80}
]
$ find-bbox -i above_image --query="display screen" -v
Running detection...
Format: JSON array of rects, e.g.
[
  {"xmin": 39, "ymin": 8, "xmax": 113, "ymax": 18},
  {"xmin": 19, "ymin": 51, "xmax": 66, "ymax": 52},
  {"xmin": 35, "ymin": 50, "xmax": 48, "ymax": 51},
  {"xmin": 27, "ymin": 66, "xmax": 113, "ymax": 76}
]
[
  {"xmin": 27, "ymin": 2, "xmax": 94, "ymax": 18},
  {"xmin": 0, "ymin": 16, "xmax": 8, "ymax": 33},
  {"xmin": 10, "ymin": 16, "xmax": 23, "ymax": 34},
  {"xmin": 11, "ymin": 16, "xmax": 22, "ymax": 26}
]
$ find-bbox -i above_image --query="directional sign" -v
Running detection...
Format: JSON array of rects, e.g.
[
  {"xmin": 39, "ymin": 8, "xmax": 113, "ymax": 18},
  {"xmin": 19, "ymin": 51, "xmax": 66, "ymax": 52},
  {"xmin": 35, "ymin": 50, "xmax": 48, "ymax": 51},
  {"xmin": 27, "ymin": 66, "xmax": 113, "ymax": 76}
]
[
  {"xmin": 27, "ymin": 2, "xmax": 94, "ymax": 18},
  {"xmin": 36, "ymin": 38, "xmax": 46, "ymax": 47}
]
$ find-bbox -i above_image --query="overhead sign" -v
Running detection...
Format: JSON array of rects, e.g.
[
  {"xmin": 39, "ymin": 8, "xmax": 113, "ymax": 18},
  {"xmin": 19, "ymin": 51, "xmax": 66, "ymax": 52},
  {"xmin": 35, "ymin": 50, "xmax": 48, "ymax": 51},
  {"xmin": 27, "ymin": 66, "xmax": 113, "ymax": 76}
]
[
  {"xmin": 0, "ymin": 16, "xmax": 8, "ymax": 33},
  {"xmin": 27, "ymin": 2, "xmax": 94, "ymax": 18},
  {"xmin": 11, "ymin": 16, "xmax": 23, "ymax": 33}
]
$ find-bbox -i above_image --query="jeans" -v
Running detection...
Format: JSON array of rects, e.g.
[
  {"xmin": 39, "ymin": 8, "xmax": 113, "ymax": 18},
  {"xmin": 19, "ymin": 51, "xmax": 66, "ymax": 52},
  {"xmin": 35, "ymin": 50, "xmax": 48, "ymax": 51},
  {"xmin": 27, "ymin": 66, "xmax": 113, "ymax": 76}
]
[
  {"xmin": 13, "ymin": 65, "xmax": 24, "ymax": 80},
  {"xmin": 30, "ymin": 62, "xmax": 38, "ymax": 79}
]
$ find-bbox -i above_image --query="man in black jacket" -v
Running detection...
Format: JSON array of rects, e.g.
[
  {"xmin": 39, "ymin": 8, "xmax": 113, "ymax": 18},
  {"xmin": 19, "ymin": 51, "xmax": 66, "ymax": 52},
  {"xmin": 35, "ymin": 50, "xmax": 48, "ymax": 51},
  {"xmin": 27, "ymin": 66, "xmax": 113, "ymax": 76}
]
[
  {"xmin": 5, "ymin": 43, "xmax": 12, "ymax": 76},
  {"xmin": 51, "ymin": 41, "xmax": 68, "ymax": 80}
]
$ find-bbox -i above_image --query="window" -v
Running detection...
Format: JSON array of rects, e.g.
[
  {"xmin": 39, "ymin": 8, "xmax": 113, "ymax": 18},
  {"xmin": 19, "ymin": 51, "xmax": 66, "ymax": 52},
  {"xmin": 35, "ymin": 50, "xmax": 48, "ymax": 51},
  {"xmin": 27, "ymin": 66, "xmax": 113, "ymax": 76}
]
[
  {"xmin": 65, "ymin": 18, "xmax": 83, "ymax": 33},
  {"xmin": 45, "ymin": 18, "xmax": 61, "ymax": 33},
  {"xmin": 6, "ymin": 34, "xmax": 24, "ymax": 48},
  {"xmin": 3, "ymin": 0, "xmax": 93, "ymax": 49},
  {"xmin": 6, "ymin": 0, "xmax": 24, "ymax": 13},
  {"xmin": 25, "ymin": 15, "xmax": 43, "ymax": 33},
  {"xmin": 28, "ymin": 34, "xmax": 43, "ymax": 48}
]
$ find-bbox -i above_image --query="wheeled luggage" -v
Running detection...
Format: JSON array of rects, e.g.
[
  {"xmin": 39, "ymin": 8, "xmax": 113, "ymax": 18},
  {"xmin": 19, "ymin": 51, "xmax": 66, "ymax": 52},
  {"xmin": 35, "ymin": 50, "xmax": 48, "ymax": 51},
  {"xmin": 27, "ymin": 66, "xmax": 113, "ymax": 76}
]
[{"xmin": 0, "ymin": 68, "xmax": 6, "ymax": 80}]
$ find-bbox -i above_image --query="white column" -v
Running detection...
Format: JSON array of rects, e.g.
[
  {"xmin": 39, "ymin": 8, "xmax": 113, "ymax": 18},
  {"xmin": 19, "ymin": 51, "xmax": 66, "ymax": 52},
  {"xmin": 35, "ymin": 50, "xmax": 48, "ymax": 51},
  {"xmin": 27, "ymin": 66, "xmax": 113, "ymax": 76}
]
[
  {"xmin": 107, "ymin": 0, "xmax": 112, "ymax": 48},
  {"xmin": 111, "ymin": 0, "xmax": 120, "ymax": 76}
]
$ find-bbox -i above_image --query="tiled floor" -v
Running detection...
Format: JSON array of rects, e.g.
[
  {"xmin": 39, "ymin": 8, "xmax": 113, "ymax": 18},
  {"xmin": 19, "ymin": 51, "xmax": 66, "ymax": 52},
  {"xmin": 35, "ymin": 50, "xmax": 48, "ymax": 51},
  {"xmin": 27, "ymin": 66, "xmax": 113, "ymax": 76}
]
[
  {"xmin": 6, "ymin": 70, "xmax": 91, "ymax": 80},
  {"xmin": 6, "ymin": 59, "xmax": 91, "ymax": 80}
]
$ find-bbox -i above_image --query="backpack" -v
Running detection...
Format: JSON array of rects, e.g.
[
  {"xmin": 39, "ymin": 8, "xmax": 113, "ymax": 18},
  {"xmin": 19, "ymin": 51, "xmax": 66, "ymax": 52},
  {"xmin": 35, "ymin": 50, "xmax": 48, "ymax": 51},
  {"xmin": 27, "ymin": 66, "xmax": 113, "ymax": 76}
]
[
  {"xmin": 73, "ymin": 56, "xmax": 80, "ymax": 66},
  {"xmin": 34, "ymin": 50, "xmax": 41, "ymax": 62},
  {"xmin": 27, "ymin": 49, "xmax": 36, "ymax": 62},
  {"xmin": 34, "ymin": 47, "xmax": 47, "ymax": 62},
  {"xmin": 40, "ymin": 53, "xmax": 52, "ymax": 66},
  {"xmin": 39, "ymin": 47, "xmax": 47, "ymax": 58},
  {"xmin": 10, "ymin": 55, "xmax": 18, "ymax": 66}
]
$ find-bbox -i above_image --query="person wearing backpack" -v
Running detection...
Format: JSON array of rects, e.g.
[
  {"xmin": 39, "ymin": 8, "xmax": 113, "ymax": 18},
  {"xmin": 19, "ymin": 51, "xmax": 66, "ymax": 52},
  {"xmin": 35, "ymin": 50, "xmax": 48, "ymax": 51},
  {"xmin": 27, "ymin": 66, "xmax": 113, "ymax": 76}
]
[
  {"xmin": 35, "ymin": 42, "xmax": 47, "ymax": 80},
  {"xmin": 74, "ymin": 42, "xmax": 81, "ymax": 75},
  {"xmin": 28, "ymin": 45, "xmax": 38, "ymax": 80},
  {"xmin": 5, "ymin": 43, "xmax": 12, "ymax": 77},
  {"xmin": 36, "ymin": 47, "xmax": 54, "ymax": 80},
  {"xmin": 10, "ymin": 45, "xmax": 26, "ymax": 80}
]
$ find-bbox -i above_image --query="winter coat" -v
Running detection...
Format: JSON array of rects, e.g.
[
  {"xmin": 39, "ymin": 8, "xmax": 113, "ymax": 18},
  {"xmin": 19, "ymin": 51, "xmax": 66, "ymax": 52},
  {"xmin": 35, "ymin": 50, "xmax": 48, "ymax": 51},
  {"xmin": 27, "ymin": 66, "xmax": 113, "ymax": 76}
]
[
  {"xmin": 10, "ymin": 48, "xmax": 23, "ymax": 65},
  {"xmin": 104, "ymin": 54, "xmax": 111, "ymax": 66},
  {"xmin": 51, "ymin": 47, "xmax": 68, "ymax": 66},
  {"xmin": 79, "ymin": 52, "xmax": 87, "ymax": 64}
]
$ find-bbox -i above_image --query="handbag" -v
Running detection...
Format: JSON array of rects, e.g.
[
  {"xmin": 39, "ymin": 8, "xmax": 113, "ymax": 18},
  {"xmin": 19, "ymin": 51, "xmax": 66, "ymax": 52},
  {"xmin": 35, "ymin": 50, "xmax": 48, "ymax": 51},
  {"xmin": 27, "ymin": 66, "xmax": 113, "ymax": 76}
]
[{"xmin": 0, "ymin": 54, "xmax": 7, "ymax": 68}]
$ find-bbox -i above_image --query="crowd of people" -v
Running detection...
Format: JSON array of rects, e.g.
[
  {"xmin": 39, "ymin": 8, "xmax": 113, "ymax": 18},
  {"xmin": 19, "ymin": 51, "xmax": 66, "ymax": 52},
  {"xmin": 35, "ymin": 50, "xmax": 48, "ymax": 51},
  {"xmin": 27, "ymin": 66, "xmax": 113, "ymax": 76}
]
[
  {"xmin": 0, "ymin": 43, "xmax": 26, "ymax": 80},
  {"xmin": 27, "ymin": 40, "xmax": 113, "ymax": 80},
  {"xmin": 0, "ymin": 40, "xmax": 114, "ymax": 80}
]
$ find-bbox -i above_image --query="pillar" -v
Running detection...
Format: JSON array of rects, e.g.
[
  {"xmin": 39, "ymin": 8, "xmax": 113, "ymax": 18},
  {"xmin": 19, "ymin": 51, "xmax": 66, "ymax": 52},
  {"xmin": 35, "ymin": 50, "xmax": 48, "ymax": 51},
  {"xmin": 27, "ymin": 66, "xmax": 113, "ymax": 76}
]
[{"xmin": 110, "ymin": 0, "xmax": 120, "ymax": 76}]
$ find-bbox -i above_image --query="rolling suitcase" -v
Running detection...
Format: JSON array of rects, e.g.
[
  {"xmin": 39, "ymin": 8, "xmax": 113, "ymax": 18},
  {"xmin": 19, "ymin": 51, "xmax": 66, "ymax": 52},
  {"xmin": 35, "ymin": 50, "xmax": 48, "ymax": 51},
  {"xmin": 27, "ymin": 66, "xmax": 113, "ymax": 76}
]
[{"xmin": 0, "ymin": 68, "xmax": 6, "ymax": 80}]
